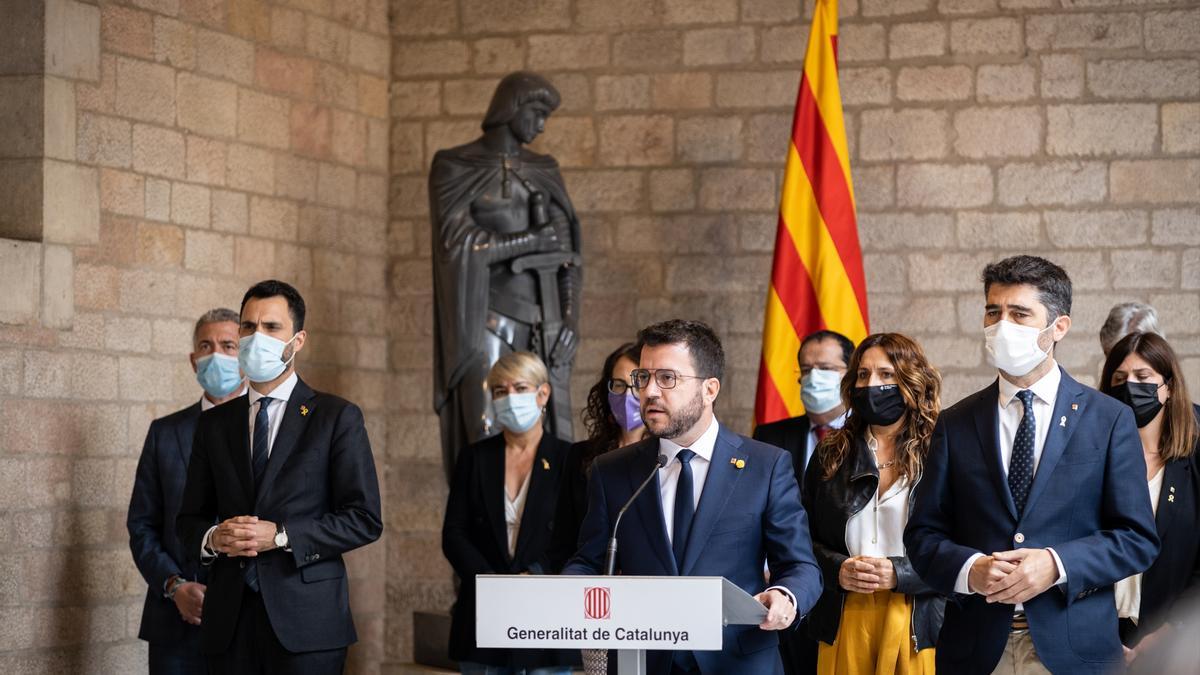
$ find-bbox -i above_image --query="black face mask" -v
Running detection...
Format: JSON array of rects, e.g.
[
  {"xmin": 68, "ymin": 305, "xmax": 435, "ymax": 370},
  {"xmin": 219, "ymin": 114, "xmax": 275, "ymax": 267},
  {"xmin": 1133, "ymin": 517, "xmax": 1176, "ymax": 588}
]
[
  {"xmin": 1111, "ymin": 382, "xmax": 1166, "ymax": 428},
  {"xmin": 851, "ymin": 384, "xmax": 906, "ymax": 426}
]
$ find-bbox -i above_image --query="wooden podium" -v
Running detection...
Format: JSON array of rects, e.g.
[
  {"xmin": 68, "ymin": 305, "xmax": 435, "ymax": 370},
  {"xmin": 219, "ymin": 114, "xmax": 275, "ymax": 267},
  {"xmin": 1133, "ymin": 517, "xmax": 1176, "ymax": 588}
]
[{"xmin": 476, "ymin": 575, "xmax": 768, "ymax": 675}]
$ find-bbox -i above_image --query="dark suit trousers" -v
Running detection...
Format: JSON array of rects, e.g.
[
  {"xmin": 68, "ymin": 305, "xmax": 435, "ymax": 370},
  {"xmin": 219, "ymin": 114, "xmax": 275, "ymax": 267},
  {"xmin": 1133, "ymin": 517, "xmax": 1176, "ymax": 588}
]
[
  {"xmin": 207, "ymin": 590, "xmax": 346, "ymax": 675},
  {"xmin": 779, "ymin": 619, "xmax": 818, "ymax": 675},
  {"xmin": 149, "ymin": 631, "xmax": 207, "ymax": 675}
]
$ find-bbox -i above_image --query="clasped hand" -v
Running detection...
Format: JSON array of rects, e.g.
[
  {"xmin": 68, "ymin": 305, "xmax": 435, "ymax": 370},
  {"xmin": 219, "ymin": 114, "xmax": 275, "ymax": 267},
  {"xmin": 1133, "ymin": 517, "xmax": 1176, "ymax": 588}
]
[
  {"xmin": 210, "ymin": 515, "xmax": 277, "ymax": 557},
  {"xmin": 969, "ymin": 548, "xmax": 1058, "ymax": 604},
  {"xmin": 839, "ymin": 555, "xmax": 897, "ymax": 593}
]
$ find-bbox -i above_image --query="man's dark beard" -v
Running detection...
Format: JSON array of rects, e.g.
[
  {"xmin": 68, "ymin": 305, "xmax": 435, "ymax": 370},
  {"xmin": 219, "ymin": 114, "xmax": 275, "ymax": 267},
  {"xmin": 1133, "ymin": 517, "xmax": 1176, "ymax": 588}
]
[{"xmin": 646, "ymin": 387, "xmax": 704, "ymax": 441}]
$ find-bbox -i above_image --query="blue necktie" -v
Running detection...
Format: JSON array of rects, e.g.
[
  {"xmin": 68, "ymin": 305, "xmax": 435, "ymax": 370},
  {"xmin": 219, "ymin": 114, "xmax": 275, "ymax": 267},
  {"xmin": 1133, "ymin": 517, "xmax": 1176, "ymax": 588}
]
[
  {"xmin": 672, "ymin": 449, "xmax": 696, "ymax": 569},
  {"xmin": 1009, "ymin": 390, "xmax": 1036, "ymax": 516},
  {"xmin": 245, "ymin": 396, "xmax": 272, "ymax": 591},
  {"xmin": 671, "ymin": 450, "xmax": 699, "ymax": 671}
]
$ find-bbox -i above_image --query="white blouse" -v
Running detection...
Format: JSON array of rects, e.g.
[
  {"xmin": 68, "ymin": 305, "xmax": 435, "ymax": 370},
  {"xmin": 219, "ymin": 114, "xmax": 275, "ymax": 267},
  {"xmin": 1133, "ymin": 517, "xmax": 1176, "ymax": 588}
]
[
  {"xmin": 504, "ymin": 472, "xmax": 532, "ymax": 558},
  {"xmin": 1115, "ymin": 466, "xmax": 1165, "ymax": 622},
  {"xmin": 845, "ymin": 474, "xmax": 911, "ymax": 558}
]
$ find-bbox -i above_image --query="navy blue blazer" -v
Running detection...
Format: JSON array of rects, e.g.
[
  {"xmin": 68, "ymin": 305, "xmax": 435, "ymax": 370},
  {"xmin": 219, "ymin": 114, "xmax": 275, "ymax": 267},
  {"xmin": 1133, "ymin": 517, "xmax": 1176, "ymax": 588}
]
[
  {"xmin": 127, "ymin": 402, "xmax": 208, "ymax": 644},
  {"xmin": 177, "ymin": 378, "xmax": 383, "ymax": 655},
  {"xmin": 564, "ymin": 424, "xmax": 823, "ymax": 675},
  {"xmin": 904, "ymin": 368, "xmax": 1159, "ymax": 674}
]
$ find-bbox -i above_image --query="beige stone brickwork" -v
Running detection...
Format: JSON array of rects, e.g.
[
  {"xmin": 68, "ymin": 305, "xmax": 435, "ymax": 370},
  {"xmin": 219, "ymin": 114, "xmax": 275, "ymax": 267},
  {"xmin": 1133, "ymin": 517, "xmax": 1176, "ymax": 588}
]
[
  {"xmin": 1, "ymin": 0, "xmax": 390, "ymax": 672},
  {"xmin": 386, "ymin": 0, "xmax": 1200, "ymax": 667},
  {"xmin": 1, "ymin": 0, "xmax": 1199, "ymax": 673}
]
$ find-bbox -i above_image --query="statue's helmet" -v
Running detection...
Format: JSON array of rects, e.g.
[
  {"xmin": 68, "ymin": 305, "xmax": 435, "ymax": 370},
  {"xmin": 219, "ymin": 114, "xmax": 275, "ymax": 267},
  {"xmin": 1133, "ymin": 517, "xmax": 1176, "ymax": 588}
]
[{"xmin": 481, "ymin": 71, "xmax": 561, "ymax": 131}]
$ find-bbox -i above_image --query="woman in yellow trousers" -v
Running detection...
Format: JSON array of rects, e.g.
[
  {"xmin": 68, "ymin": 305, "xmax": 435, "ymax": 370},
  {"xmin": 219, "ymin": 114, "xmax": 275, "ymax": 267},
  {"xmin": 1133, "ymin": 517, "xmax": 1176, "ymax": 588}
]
[{"xmin": 801, "ymin": 334, "xmax": 946, "ymax": 674}]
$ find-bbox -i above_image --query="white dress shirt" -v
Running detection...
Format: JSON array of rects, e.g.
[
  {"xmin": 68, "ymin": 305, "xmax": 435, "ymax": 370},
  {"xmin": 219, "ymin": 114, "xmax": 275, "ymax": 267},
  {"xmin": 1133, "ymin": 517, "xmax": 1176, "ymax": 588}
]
[
  {"xmin": 247, "ymin": 372, "xmax": 298, "ymax": 458},
  {"xmin": 954, "ymin": 363, "xmax": 1068, "ymax": 601},
  {"xmin": 201, "ymin": 373, "xmax": 298, "ymax": 557},
  {"xmin": 658, "ymin": 418, "xmax": 719, "ymax": 543},
  {"xmin": 504, "ymin": 472, "xmax": 532, "ymax": 558},
  {"xmin": 658, "ymin": 417, "xmax": 797, "ymax": 610},
  {"xmin": 846, "ymin": 475, "xmax": 910, "ymax": 558},
  {"xmin": 1115, "ymin": 467, "xmax": 1165, "ymax": 622},
  {"xmin": 803, "ymin": 410, "xmax": 847, "ymax": 471}
]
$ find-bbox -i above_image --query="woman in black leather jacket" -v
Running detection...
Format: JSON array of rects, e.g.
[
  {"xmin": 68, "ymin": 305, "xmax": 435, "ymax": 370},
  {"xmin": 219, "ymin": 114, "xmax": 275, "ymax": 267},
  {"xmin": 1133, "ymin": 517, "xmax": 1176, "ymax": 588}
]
[{"xmin": 801, "ymin": 333, "xmax": 945, "ymax": 674}]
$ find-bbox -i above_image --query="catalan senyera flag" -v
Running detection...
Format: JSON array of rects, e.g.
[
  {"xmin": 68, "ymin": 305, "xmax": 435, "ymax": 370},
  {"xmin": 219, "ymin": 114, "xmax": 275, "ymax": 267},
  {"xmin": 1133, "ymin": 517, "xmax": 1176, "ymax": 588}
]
[{"xmin": 754, "ymin": 0, "xmax": 869, "ymax": 428}]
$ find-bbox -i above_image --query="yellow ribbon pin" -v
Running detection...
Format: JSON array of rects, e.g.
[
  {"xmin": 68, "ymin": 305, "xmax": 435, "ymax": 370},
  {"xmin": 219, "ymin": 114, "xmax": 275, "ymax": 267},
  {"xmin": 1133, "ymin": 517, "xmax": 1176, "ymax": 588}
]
[
  {"xmin": 300, "ymin": 405, "xmax": 309, "ymax": 416},
  {"xmin": 734, "ymin": 459, "xmax": 745, "ymax": 469},
  {"xmin": 542, "ymin": 458, "xmax": 550, "ymax": 470}
]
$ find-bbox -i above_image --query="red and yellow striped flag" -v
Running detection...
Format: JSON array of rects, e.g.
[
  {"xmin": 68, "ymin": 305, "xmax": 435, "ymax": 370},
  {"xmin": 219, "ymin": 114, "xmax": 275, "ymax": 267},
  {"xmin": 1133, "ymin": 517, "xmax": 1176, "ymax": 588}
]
[{"xmin": 754, "ymin": 0, "xmax": 869, "ymax": 427}]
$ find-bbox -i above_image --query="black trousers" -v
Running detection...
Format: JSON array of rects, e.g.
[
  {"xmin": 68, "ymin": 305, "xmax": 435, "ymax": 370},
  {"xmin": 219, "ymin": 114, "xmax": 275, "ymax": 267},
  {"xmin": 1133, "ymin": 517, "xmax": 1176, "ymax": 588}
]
[
  {"xmin": 207, "ymin": 589, "xmax": 347, "ymax": 675},
  {"xmin": 149, "ymin": 634, "xmax": 208, "ymax": 675},
  {"xmin": 779, "ymin": 619, "xmax": 818, "ymax": 675}
]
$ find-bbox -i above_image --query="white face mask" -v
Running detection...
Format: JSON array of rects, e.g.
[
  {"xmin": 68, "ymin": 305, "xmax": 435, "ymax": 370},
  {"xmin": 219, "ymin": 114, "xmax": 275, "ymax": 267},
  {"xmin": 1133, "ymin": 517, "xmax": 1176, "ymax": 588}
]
[
  {"xmin": 801, "ymin": 368, "xmax": 843, "ymax": 414},
  {"xmin": 984, "ymin": 319, "xmax": 1056, "ymax": 377}
]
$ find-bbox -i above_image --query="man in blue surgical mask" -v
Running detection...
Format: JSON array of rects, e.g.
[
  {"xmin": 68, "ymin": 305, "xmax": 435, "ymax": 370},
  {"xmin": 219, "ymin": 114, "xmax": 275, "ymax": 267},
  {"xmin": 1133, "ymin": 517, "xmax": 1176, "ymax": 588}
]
[
  {"xmin": 755, "ymin": 331, "xmax": 854, "ymax": 486},
  {"xmin": 177, "ymin": 279, "xmax": 382, "ymax": 674},
  {"xmin": 128, "ymin": 307, "xmax": 246, "ymax": 674},
  {"xmin": 752, "ymin": 329, "xmax": 853, "ymax": 675}
]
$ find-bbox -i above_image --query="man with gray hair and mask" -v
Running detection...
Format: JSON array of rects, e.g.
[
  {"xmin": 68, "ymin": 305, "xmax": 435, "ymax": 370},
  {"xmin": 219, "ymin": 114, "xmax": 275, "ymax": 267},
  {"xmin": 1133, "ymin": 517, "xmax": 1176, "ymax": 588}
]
[
  {"xmin": 1100, "ymin": 302, "xmax": 1163, "ymax": 357},
  {"xmin": 128, "ymin": 308, "xmax": 247, "ymax": 674}
]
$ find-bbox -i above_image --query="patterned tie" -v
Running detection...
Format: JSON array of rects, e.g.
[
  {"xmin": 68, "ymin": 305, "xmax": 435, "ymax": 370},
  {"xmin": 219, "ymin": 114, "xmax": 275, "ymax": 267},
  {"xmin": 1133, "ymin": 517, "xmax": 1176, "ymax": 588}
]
[
  {"xmin": 1009, "ymin": 390, "xmax": 1036, "ymax": 516},
  {"xmin": 251, "ymin": 396, "xmax": 272, "ymax": 493},
  {"xmin": 672, "ymin": 449, "xmax": 697, "ymax": 569},
  {"xmin": 245, "ymin": 396, "xmax": 272, "ymax": 592}
]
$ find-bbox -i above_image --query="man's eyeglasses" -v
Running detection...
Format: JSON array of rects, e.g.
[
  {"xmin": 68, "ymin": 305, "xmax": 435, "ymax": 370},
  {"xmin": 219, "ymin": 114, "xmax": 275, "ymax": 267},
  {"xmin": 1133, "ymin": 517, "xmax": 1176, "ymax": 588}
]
[{"xmin": 629, "ymin": 368, "xmax": 707, "ymax": 390}]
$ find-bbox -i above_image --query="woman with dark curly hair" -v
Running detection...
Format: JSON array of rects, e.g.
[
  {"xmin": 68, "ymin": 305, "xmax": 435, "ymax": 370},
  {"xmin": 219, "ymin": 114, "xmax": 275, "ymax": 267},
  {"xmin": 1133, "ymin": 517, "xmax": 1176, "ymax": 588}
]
[
  {"xmin": 547, "ymin": 342, "xmax": 645, "ymax": 573},
  {"xmin": 802, "ymin": 333, "xmax": 945, "ymax": 675}
]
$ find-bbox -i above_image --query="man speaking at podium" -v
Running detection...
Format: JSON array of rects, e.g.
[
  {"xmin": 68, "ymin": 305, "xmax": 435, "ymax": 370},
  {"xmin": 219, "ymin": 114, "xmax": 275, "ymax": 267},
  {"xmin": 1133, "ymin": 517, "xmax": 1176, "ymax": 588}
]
[{"xmin": 565, "ymin": 320, "xmax": 822, "ymax": 674}]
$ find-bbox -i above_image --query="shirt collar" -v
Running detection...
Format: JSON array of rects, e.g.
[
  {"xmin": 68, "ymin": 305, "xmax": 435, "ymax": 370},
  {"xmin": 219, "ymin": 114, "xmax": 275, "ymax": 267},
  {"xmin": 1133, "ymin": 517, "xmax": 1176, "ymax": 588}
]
[
  {"xmin": 997, "ymin": 361, "xmax": 1061, "ymax": 408},
  {"xmin": 815, "ymin": 410, "xmax": 848, "ymax": 431},
  {"xmin": 201, "ymin": 384, "xmax": 248, "ymax": 411},
  {"xmin": 659, "ymin": 416, "xmax": 720, "ymax": 465},
  {"xmin": 249, "ymin": 372, "xmax": 298, "ymax": 408}
]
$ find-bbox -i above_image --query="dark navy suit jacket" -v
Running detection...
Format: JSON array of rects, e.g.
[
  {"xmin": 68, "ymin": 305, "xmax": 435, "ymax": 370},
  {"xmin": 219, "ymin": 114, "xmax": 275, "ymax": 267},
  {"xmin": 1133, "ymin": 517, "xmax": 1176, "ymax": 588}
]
[
  {"xmin": 177, "ymin": 378, "xmax": 383, "ymax": 655},
  {"xmin": 564, "ymin": 423, "xmax": 823, "ymax": 675},
  {"xmin": 127, "ymin": 401, "xmax": 208, "ymax": 644},
  {"xmin": 904, "ymin": 369, "xmax": 1160, "ymax": 674}
]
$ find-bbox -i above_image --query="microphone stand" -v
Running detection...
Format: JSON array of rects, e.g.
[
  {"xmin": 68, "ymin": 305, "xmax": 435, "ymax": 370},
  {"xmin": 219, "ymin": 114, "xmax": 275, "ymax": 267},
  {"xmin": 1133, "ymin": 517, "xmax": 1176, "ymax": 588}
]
[{"xmin": 603, "ymin": 455, "xmax": 666, "ymax": 576}]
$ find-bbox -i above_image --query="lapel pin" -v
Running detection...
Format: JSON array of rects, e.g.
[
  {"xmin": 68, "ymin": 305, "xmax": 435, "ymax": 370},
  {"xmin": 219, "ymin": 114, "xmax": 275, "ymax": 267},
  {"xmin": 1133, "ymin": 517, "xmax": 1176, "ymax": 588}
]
[
  {"xmin": 734, "ymin": 459, "xmax": 746, "ymax": 469},
  {"xmin": 1059, "ymin": 416, "xmax": 1067, "ymax": 427},
  {"xmin": 300, "ymin": 405, "xmax": 309, "ymax": 416},
  {"xmin": 1169, "ymin": 494, "xmax": 1175, "ymax": 503},
  {"xmin": 541, "ymin": 458, "xmax": 550, "ymax": 470},
  {"xmin": 1170, "ymin": 486, "xmax": 1176, "ymax": 493},
  {"xmin": 1071, "ymin": 403, "xmax": 1078, "ymax": 412}
]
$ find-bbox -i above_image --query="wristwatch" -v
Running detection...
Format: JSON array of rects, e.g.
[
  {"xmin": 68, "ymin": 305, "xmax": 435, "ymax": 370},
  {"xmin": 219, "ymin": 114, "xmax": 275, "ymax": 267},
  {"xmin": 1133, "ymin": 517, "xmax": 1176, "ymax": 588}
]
[
  {"xmin": 165, "ymin": 575, "xmax": 186, "ymax": 599},
  {"xmin": 273, "ymin": 522, "xmax": 289, "ymax": 550}
]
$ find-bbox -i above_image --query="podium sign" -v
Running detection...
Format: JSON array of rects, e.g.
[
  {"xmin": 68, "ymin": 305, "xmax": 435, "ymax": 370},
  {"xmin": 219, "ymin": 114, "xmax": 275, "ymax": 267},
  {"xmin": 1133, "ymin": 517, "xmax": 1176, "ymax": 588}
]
[{"xmin": 476, "ymin": 575, "xmax": 724, "ymax": 651}]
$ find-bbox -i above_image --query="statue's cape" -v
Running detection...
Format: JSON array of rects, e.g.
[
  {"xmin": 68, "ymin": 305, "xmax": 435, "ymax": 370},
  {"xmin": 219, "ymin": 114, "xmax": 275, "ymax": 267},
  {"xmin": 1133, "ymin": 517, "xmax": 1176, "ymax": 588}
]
[{"xmin": 428, "ymin": 142, "xmax": 581, "ymax": 411}]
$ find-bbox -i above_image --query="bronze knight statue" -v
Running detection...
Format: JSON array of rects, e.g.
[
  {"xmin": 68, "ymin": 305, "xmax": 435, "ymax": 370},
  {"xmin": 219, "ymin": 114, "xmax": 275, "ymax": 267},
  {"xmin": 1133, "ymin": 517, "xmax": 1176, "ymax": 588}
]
[{"xmin": 429, "ymin": 71, "xmax": 582, "ymax": 482}]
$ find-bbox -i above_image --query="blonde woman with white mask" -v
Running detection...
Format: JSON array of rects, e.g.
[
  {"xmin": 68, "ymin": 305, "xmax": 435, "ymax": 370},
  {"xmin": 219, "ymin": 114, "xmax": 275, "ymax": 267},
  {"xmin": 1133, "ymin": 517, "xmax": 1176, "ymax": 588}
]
[{"xmin": 442, "ymin": 352, "xmax": 578, "ymax": 675}]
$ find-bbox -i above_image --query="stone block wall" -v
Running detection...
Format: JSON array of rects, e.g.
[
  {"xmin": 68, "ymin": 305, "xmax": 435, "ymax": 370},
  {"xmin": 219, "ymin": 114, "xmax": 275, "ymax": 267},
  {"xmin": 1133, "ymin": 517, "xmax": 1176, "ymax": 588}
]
[
  {"xmin": 0, "ymin": 0, "xmax": 391, "ymax": 672},
  {"xmin": 0, "ymin": 0, "xmax": 1197, "ymax": 672},
  {"xmin": 386, "ymin": 0, "xmax": 1199, "ymax": 666}
]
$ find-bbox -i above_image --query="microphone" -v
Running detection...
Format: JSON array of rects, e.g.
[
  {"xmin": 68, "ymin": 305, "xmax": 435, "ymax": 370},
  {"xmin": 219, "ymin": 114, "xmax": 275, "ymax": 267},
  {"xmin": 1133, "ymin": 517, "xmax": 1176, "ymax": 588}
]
[{"xmin": 603, "ymin": 454, "xmax": 667, "ymax": 576}]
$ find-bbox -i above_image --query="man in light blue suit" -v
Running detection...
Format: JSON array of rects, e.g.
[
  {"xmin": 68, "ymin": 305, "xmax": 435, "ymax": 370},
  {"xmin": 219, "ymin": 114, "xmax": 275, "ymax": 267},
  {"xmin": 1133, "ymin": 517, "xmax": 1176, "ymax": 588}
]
[
  {"xmin": 565, "ymin": 319, "xmax": 822, "ymax": 675},
  {"xmin": 128, "ymin": 308, "xmax": 246, "ymax": 674},
  {"xmin": 905, "ymin": 255, "xmax": 1159, "ymax": 674}
]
